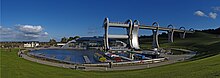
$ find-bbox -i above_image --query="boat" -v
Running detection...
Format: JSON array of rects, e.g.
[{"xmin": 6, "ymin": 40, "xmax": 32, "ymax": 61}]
[
  {"xmin": 104, "ymin": 52, "xmax": 122, "ymax": 62},
  {"xmin": 94, "ymin": 53, "xmax": 107, "ymax": 62}
]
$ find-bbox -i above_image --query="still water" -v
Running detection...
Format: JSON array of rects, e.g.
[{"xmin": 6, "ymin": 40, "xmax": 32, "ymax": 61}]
[{"xmin": 30, "ymin": 49, "xmax": 102, "ymax": 64}]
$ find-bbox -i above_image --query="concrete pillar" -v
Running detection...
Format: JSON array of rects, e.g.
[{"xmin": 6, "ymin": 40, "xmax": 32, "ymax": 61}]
[
  {"xmin": 179, "ymin": 27, "xmax": 186, "ymax": 39},
  {"xmin": 167, "ymin": 25, "xmax": 174, "ymax": 42},
  {"xmin": 180, "ymin": 31, "xmax": 186, "ymax": 39},
  {"xmin": 152, "ymin": 22, "xmax": 159, "ymax": 48},
  {"xmin": 168, "ymin": 31, "xmax": 174, "ymax": 42},
  {"xmin": 152, "ymin": 30, "xmax": 159, "ymax": 48}
]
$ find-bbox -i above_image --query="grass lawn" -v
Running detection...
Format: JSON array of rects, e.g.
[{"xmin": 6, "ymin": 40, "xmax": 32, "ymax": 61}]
[{"xmin": 1, "ymin": 32, "xmax": 220, "ymax": 78}]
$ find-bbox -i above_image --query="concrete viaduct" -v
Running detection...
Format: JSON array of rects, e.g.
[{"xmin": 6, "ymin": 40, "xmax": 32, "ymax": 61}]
[{"xmin": 103, "ymin": 18, "xmax": 195, "ymax": 51}]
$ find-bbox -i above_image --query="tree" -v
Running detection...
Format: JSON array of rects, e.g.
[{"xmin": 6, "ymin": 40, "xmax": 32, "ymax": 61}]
[
  {"xmin": 73, "ymin": 36, "xmax": 80, "ymax": 40},
  {"xmin": 201, "ymin": 27, "xmax": 220, "ymax": 34},
  {"xmin": 67, "ymin": 37, "xmax": 74, "ymax": 42},
  {"xmin": 61, "ymin": 37, "xmax": 68, "ymax": 43},
  {"xmin": 49, "ymin": 39, "xmax": 57, "ymax": 46}
]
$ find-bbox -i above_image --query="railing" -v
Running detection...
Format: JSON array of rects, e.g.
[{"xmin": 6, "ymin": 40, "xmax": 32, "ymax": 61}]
[{"xmin": 83, "ymin": 58, "xmax": 166, "ymax": 66}]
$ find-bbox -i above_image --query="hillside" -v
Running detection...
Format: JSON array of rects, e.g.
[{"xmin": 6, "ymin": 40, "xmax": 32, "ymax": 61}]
[
  {"xmin": 1, "ymin": 32, "xmax": 220, "ymax": 78},
  {"xmin": 140, "ymin": 32, "xmax": 220, "ymax": 59}
]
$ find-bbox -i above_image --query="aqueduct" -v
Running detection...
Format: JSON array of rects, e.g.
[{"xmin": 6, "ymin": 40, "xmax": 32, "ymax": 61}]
[{"xmin": 103, "ymin": 18, "xmax": 195, "ymax": 51}]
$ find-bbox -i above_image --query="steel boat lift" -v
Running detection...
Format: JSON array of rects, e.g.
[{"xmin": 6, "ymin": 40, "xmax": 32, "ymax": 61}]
[{"xmin": 103, "ymin": 17, "xmax": 195, "ymax": 55}]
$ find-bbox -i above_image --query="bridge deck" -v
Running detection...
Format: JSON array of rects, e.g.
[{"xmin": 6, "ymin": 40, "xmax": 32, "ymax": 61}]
[
  {"xmin": 108, "ymin": 22, "xmax": 194, "ymax": 33},
  {"xmin": 108, "ymin": 34, "xmax": 129, "ymax": 39}
]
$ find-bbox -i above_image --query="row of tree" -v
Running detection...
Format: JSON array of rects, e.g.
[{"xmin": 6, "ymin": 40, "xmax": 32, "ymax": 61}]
[
  {"xmin": 60, "ymin": 36, "xmax": 80, "ymax": 43},
  {"xmin": 200, "ymin": 27, "xmax": 220, "ymax": 35},
  {"xmin": 49, "ymin": 36, "xmax": 80, "ymax": 46}
]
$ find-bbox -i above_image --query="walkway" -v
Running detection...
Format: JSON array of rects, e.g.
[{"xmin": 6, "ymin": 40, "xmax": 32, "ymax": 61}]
[
  {"xmin": 21, "ymin": 54, "xmax": 76, "ymax": 69},
  {"xmin": 19, "ymin": 49, "xmax": 195, "ymax": 71},
  {"xmin": 84, "ymin": 54, "xmax": 195, "ymax": 71}
]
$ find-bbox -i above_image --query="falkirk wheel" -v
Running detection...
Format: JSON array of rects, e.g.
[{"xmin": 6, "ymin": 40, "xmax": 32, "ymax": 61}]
[{"xmin": 103, "ymin": 18, "xmax": 195, "ymax": 51}]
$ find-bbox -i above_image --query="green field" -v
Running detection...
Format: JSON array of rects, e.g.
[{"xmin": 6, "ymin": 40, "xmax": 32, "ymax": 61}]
[{"xmin": 1, "ymin": 32, "xmax": 220, "ymax": 78}]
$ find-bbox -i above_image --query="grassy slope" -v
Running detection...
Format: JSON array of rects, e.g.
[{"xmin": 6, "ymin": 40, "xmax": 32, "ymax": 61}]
[
  {"xmin": 162, "ymin": 32, "xmax": 220, "ymax": 59},
  {"xmin": 1, "ymin": 32, "xmax": 220, "ymax": 78},
  {"xmin": 141, "ymin": 32, "xmax": 220, "ymax": 59}
]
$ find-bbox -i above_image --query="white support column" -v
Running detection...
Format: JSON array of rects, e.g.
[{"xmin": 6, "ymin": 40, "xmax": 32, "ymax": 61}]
[
  {"xmin": 179, "ymin": 27, "xmax": 186, "ymax": 39},
  {"xmin": 103, "ymin": 18, "xmax": 133, "ymax": 51},
  {"xmin": 131, "ymin": 20, "xmax": 140, "ymax": 50},
  {"xmin": 126, "ymin": 19, "xmax": 133, "ymax": 49},
  {"xmin": 152, "ymin": 22, "xmax": 160, "ymax": 48},
  {"xmin": 104, "ymin": 18, "xmax": 110, "ymax": 51},
  {"xmin": 167, "ymin": 24, "xmax": 174, "ymax": 42},
  {"xmin": 168, "ymin": 31, "xmax": 174, "ymax": 42}
]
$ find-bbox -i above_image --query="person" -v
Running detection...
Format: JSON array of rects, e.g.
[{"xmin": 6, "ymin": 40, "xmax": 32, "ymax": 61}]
[
  {"xmin": 109, "ymin": 62, "xmax": 113, "ymax": 68},
  {"xmin": 18, "ymin": 52, "xmax": 22, "ymax": 57},
  {"xmin": 75, "ymin": 66, "xmax": 77, "ymax": 70},
  {"xmin": 20, "ymin": 51, "xmax": 23, "ymax": 57}
]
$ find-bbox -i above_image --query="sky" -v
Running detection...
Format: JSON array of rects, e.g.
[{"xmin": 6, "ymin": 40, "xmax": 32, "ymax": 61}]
[{"xmin": 1, "ymin": 0, "xmax": 220, "ymax": 42}]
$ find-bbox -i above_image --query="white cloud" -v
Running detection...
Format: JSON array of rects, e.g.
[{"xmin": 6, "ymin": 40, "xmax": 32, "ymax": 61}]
[
  {"xmin": 0, "ymin": 25, "xmax": 49, "ymax": 41},
  {"xmin": 194, "ymin": 10, "xmax": 218, "ymax": 19},
  {"xmin": 194, "ymin": 11, "xmax": 207, "ymax": 17},
  {"xmin": 209, "ymin": 12, "xmax": 217, "ymax": 19},
  {"xmin": 41, "ymin": 32, "xmax": 49, "ymax": 37},
  {"xmin": 16, "ymin": 24, "xmax": 43, "ymax": 34},
  {"xmin": 0, "ymin": 26, "xmax": 13, "ymax": 35},
  {"xmin": 212, "ymin": 6, "xmax": 220, "ymax": 12},
  {"xmin": 44, "ymin": 32, "xmax": 48, "ymax": 35}
]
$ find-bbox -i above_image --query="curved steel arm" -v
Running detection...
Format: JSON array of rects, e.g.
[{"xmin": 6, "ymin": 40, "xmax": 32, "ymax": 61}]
[
  {"xmin": 179, "ymin": 27, "xmax": 186, "ymax": 39},
  {"xmin": 167, "ymin": 24, "xmax": 174, "ymax": 29},
  {"xmin": 151, "ymin": 22, "xmax": 160, "ymax": 48},
  {"xmin": 167, "ymin": 24, "xmax": 174, "ymax": 43},
  {"xmin": 152, "ymin": 22, "xmax": 159, "ymax": 27},
  {"xmin": 125, "ymin": 19, "xmax": 133, "ymax": 36},
  {"xmin": 125, "ymin": 19, "xmax": 133, "ymax": 49},
  {"xmin": 133, "ymin": 20, "xmax": 140, "ymax": 25},
  {"xmin": 103, "ymin": 17, "xmax": 110, "ymax": 51},
  {"xmin": 189, "ymin": 28, "xmax": 195, "ymax": 32},
  {"xmin": 131, "ymin": 20, "xmax": 140, "ymax": 50},
  {"xmin": 125, "ymin": 19, "xmax": 132, "ymax": 24},
  {"xmin": 179, "ymin": 27, "xmax": 185, "ymax": 30}
]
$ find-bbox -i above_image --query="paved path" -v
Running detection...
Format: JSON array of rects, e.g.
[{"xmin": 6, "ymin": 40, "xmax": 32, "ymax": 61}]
[
  {"xmin": 21, "ymin": 54, "xmax": 77, "ymax": 69},
  {"xmin": 84, "ymin": 54, "xmax": 195, "ymax": 71},
  {"xmin": 19, "ymin": 49, "xmax": 196, "ymax": 71}
]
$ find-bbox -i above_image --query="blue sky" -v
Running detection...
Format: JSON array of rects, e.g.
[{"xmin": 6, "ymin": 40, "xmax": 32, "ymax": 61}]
[{"xmin": 1, "ymin": 0, "xmax": 220, "ymax": 41}]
